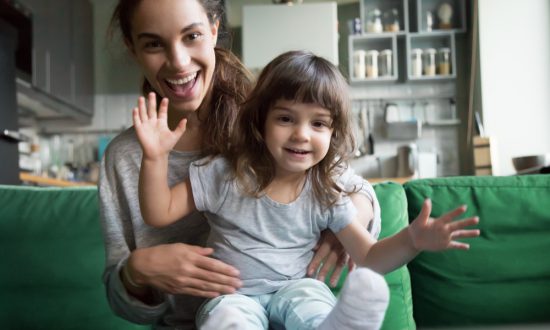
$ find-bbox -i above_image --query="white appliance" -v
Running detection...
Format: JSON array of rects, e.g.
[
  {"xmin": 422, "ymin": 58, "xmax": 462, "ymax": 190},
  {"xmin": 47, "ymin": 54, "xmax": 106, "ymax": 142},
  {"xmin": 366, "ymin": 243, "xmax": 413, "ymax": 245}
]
[{"xmin": 242, "ymin": 2, "xmax": 339, "ymax": 70}]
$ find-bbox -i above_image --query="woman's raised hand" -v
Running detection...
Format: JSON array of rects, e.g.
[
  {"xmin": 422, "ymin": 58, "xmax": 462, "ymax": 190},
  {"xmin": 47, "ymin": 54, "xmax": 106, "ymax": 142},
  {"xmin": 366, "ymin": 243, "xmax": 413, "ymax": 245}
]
[
  {"xmin": 408, "ymin": 199, "xmax": 480, "ymax": 251},
  {"xmin": 133, "ymin": 93, "xmax": 187, "ymax": 160}
]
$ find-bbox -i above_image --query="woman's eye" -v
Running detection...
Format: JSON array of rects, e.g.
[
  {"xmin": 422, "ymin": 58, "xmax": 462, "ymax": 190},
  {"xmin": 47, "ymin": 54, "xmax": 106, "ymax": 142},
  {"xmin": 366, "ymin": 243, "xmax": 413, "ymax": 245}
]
[
  {"xmin": 144, "ymin": 40, "xmax": 162, "ymax": 49},
  {"xmin": 186, "ymin": 32, "xmax": 203, "ymax": 42}
]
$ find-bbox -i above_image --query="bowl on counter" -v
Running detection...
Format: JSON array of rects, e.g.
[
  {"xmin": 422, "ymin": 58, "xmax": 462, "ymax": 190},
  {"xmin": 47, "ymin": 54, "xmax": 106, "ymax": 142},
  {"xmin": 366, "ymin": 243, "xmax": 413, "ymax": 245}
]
[{"xmin": 512, "ymin": 154, "xmax": 550, "ymax": 174}]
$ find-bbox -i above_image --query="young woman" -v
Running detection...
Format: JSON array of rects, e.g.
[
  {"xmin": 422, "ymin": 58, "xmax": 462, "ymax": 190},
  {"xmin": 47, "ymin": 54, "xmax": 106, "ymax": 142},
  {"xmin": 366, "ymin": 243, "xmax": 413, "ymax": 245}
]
[
  {"xmin": 133, "ymin": 50, "xmax": 480, "ymax": 329},
  {"xmin": 99, "ymin": 1, "xmax": 379, "ymax": 328}
]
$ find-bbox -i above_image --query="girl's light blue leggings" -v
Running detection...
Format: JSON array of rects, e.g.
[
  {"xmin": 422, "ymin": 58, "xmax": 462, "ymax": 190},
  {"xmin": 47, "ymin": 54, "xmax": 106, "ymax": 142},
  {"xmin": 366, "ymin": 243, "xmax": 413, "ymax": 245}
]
[{"xmin": 196, "ymin": 278, "xmax": 336, "ymax": 330}]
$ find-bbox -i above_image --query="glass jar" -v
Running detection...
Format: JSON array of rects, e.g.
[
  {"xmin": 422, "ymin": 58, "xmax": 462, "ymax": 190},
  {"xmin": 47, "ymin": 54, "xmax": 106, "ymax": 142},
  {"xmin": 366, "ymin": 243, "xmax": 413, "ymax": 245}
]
[
  {"xmin": 438, "ymin": 47, "xmax": 451, "ymax": 75},
  {"xmin": 384, "ymin": 8, "xmax": 400, "ymax": 32},
  {"xmin": 379, "ymin": 49, "xmax": 392, "ymax": 77},
  {"xmin": 353, "ymin": 50, "xmax": 366, "ymax": 79},
  {"xmin": 366, "ymin": 8, "xmax": 383, "ymax": 33},
  {"xmin": 423, "ymin": 48, "xmax": 436, "ymax": 76},
  {"xmin": 365, "ymin": 50, "xmax": 379, "ymax": 78},
  {"xmin": 411, "ymin": 48, "xmax": 423, "ymax": 77}
]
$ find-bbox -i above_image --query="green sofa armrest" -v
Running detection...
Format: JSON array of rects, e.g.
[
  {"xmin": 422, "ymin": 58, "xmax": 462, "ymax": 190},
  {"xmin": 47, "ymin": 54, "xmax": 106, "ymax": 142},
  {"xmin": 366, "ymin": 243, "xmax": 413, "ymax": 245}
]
[
  {"xmin": 329, "ymin": 181, "xmax": 415, "ymax": 330},
  {"xmin": 0, "ymin": 185, "xmax": 145, "ymax": 329},
  {"xmin": 404, "ymin": 175, "xmax": 550, "ymax": 327}
]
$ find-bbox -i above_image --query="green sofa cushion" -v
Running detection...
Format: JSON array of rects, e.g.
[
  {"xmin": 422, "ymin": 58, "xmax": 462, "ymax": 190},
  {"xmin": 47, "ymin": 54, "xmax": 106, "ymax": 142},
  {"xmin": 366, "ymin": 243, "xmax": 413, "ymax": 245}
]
[
  {"xmin": 404, "ymin": 175, "xmax": 550, "ymax": 327},
  {"xmin": 329, "ymin": 182, "xmax": 415, "ymax": 330},
  {"xmin": 0, "ymin": 185, "xmax": 145, "ymax": 329}
]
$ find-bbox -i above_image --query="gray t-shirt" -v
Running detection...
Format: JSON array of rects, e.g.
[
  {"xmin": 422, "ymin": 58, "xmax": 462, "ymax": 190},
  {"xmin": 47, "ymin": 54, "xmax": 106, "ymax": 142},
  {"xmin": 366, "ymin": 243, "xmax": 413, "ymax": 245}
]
[
  {"xmin": 99, "ymin": 128, "xmax": 381, "ymax": 329},
  {"xmin": 190, "ymin": 157, "xmax": 356, "ymax": 295}
]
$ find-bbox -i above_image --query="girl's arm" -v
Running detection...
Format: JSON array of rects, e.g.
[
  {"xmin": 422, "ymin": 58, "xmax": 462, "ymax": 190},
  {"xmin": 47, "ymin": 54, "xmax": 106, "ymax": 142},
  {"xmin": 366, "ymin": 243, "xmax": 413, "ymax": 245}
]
[
  {"xmin": 134, "ymin": 93, "xmax": 194, "ymax": 227},
  {"xmin": 336, "ymin": 199, "xmax": 480, "ymax": 274}
]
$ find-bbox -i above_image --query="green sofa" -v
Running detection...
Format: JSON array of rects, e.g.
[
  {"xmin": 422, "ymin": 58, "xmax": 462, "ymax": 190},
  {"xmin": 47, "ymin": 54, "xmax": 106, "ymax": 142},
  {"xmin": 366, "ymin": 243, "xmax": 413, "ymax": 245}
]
[{"xmin": 1, "ymin": 175, "xmax": 549, "ymax": 329}]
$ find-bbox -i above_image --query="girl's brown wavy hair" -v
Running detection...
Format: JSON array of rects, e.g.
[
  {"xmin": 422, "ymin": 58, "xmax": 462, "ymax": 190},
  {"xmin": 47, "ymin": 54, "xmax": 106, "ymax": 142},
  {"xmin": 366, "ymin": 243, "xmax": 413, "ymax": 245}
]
[
  {"xmin": 108, "ymin": 0, "xmax": 254, "ymax": 157},
  {"xmin": 229, "ymin": 50, "xmax": 356, "ymax": 208}
]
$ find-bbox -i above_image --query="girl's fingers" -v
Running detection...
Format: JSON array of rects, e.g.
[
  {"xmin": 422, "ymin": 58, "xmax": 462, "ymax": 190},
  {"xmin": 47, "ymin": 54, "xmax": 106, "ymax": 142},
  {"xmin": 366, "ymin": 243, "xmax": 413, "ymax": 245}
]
[
  {"xmin": 147, "ymin": 92, "xmax": 157, "ymax": 119},
  {"xmin": 440, "ymin": 205, "xmax": 468, "ymax": 223},
  {"xmin": 158, "ymin": 98, "xmax": 169, "ymax": 121},
  {"xmin": 132, "ymin": 107, "xmax": 141, "ymax": 126},
  {"xmin": 448, "ymin": 241, "xmax": 470, "ymax": 250},
  {"xmin": 416, "ymin": 199, "xmax": 432, "ymax": 225},
  {"xmin": 173, "ymin": 118, "xmax": 188, "ymax": 137},
  {"xmin": 451, "ymin": 229, "xmax": 481, "ymax": 239},
  {"xmin": 448, "ymin": 216, "xmax": 479, "ymax": 231},
  {"xmin": 138, "ymin": 96, "xmax": 148, "ymax": 121}
]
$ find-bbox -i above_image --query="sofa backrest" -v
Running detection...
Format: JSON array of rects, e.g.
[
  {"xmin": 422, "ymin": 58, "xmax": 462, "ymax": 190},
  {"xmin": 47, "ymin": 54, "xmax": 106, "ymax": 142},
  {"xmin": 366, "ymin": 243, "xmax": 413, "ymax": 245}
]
[
  {"xmin": 0, "ymin": 185, "xmax": 145, "ymax": 329},
  {"xmin": 404, "ymin": 175, "xmax": 550, "ymax": 327}
]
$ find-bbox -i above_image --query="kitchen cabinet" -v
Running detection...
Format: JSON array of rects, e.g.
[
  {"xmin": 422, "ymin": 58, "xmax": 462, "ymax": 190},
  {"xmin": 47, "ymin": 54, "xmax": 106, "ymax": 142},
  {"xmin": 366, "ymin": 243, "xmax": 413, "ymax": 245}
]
[
  {"xmin": 349, "ymin": 0, "xmax": 465, "ymax": 83},
  {"xmin": 17, "ymin": 0, "xmax": 94, "ymax": 121}
]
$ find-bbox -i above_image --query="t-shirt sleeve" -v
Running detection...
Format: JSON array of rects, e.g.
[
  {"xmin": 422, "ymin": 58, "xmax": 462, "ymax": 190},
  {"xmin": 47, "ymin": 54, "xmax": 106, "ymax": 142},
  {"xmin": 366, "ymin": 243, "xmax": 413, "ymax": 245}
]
[
  {"xmin": 327, "ymin": 196, "xmax": 357, "ymax": 233},
  {"xmin": 188, "ymin": 157, "xmax": 232, "ymax": 213},
  {"xmin": 337, "ymin": 165, "xmax": 382, "ymax": 239}
]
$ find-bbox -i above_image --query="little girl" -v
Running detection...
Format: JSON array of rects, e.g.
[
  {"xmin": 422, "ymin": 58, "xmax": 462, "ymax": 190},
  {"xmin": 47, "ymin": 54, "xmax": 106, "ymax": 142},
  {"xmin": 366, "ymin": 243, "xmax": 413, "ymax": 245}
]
[{"xmin": 134, "ymin": 50, "xmax": 480, "ymax": 330}]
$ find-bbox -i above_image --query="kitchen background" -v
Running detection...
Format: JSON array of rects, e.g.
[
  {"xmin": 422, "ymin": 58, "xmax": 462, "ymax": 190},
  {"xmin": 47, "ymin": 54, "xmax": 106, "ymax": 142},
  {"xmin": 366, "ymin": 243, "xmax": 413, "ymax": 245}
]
[{"xmin": 1, "ymin": 0, "xmax": 549, "ymax": 186}]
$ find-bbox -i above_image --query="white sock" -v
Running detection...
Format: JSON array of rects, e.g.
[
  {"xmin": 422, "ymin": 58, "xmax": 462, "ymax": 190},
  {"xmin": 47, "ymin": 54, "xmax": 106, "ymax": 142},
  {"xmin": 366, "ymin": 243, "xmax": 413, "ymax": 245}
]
[
  {"xmin": 200, "ymin": 305, "xmax": 247, "ymax": 330},
  {"xmin": 318, "ymin": 267, "xmax": 390, "ymax": 330}
]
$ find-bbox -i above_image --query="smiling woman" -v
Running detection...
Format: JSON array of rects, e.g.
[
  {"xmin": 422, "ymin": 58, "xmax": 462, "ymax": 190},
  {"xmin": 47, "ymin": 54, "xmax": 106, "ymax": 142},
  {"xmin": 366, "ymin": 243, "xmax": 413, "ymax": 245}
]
[{"xmin": 99, "ymin": 0, "xmax": 255, "ymax": 328}]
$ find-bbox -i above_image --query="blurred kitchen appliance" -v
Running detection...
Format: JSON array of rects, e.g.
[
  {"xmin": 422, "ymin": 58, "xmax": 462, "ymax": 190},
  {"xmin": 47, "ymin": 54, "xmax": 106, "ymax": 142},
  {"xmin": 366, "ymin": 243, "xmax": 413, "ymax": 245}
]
[
  {"xmin": 397, "ymin": 143, "xmax": 418, "ymax": 178},
  {"xmin": 0, "ymin": 19, "xmax": 21, "ymax": 184},
  {"xmin": 242, "ymin": 3, "xmax": 339, "ymax": 69}
]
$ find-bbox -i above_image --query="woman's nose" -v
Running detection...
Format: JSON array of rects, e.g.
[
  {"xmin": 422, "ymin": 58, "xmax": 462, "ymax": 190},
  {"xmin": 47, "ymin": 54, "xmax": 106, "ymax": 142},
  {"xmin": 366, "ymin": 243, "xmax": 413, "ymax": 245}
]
[{"xmin": 167, "ymin": 45, "xmax": 190, "ymax": 70}]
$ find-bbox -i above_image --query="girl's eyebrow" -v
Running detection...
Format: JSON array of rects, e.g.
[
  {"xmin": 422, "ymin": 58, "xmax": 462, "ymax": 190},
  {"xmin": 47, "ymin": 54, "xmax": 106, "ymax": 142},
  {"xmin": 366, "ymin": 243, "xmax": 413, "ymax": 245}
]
[{"xmin": 136, "ymin": 22, "xmax": 205, "ymax": 40}]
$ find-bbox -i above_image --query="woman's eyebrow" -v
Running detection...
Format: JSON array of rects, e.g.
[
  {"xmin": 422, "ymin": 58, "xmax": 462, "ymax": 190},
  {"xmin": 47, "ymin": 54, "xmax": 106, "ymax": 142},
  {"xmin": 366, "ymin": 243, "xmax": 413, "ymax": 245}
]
[{"xmin": 136, "ymin": 22, "xmax": 205, "ymax": 40}]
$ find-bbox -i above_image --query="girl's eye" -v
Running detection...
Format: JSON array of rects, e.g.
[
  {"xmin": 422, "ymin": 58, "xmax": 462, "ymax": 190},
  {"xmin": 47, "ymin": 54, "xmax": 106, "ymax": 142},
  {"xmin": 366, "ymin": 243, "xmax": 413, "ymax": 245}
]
[
  {"xmin": 312, "ymin": 120, "xmax": 330, "ymax": 128},
  {"xmin": 277, "ymin": 116, "xmax": 292, "ymax": 123}
]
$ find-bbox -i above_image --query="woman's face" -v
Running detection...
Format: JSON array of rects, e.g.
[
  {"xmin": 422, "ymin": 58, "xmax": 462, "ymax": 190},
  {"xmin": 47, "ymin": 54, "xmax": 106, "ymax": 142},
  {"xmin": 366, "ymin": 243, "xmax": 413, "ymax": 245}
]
[{"xmin": 129, "ymin": 0, "xmax": 218, "ymax": 113}]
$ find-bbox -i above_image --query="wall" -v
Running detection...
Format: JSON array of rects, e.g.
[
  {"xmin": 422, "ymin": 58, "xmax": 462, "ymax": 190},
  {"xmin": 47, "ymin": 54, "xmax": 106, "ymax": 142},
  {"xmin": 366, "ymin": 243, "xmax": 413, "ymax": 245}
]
[{"xmin": 478, "ymin": 0, "xmax": 550, "ymax": 175}]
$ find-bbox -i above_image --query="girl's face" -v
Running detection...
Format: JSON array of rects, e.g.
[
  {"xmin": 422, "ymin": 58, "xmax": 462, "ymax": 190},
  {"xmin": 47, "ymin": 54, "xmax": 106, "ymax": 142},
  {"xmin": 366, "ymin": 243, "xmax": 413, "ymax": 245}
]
[
  {"xmin": 264, "ymin": 100, "xmax": 334, "ymax": 177},
  {"xmin": 128, "ymin": 0, "xmax": 218, "ymax": 113}
]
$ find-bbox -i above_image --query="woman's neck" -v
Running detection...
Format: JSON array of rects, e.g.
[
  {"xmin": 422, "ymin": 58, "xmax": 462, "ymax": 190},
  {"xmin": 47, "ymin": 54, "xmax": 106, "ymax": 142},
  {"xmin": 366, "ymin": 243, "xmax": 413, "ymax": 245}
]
[
  {"xmin": 265, "ymin": 172, "xmax": 307, "ymax": 204},
  {"xmin": 168, "ymin": 108, "xmax": 202, "ymax": 152}
]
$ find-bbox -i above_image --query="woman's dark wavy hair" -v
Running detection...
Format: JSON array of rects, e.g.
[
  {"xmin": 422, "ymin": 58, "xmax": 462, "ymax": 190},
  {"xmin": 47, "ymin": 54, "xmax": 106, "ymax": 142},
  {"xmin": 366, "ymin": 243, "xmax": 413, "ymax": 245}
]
[
  {"xmin": 229, "ymin": 50, "xmax": 356, "ymax": 208},
  {"xmin": 108, "ymin": 0, "xmax": 254, "ymax": 157}
]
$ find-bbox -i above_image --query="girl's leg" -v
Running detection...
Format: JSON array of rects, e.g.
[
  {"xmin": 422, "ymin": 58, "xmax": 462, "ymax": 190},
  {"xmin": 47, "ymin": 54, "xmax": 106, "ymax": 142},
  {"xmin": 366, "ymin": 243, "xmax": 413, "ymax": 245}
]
[
  {"xmin": 197, "ymin": 294, "xmax": 269, "ymax": 330},
  {"xmin": 267, "ymin": 278, "xmax": 336, "ymax": 330},
  {"xmin": 318, "ymin": 267, "xmax": 390, "ymax": 330}
]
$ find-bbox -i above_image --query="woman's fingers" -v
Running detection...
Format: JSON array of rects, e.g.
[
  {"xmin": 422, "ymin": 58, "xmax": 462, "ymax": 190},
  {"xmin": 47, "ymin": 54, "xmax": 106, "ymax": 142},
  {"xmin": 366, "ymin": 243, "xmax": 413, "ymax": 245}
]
[
  {"xmin": 138, "ymin": 96, "xmax": 148, "ymax": 121},
  {"xmin": 450, "ymin": 228, "xmax": 480, "ymax": 239}
]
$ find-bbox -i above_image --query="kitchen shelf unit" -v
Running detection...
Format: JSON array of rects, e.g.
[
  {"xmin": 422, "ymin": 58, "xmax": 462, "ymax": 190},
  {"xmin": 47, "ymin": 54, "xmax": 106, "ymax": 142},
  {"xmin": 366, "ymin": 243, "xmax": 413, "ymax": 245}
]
[
  {"xmin": 349, "ymin": 34, "xmax": 399, "ymax": 83},
  {"xmin": 410, "ymin": 0, "xmax": 466, "ymax": 33},
  {"xmin": 349, "ymin": 0, "xmax": 466, "ymax": 84},
  {"xmin": 406, "ymin": 31, "xmax": 456, "ymax": 80}
]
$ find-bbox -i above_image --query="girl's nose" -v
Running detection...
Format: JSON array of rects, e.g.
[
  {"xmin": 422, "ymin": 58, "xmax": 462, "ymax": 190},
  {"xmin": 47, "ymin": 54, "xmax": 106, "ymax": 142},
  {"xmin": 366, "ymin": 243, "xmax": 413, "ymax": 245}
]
[
  {"xmin": 291, "ymin": 125, "xmax": 310, "ymax": 141},
  {"xmin": 167, "ymin": 44, "xmax": 191, "ymax": 70}
]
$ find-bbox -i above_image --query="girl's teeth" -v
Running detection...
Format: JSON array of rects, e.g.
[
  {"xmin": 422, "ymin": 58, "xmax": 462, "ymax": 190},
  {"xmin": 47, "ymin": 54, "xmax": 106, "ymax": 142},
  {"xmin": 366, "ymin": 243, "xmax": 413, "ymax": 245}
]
[{"xmin": 166, "ymin": 73, "xmax": 197, "ymax": 85}]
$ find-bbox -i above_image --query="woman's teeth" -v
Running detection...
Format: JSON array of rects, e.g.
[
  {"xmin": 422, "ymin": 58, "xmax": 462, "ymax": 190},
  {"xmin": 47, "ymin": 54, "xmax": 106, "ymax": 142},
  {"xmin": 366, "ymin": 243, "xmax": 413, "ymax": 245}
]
[{"xmin": 166, "ymin": 73, "xmax": 197, "ymax": 85}]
